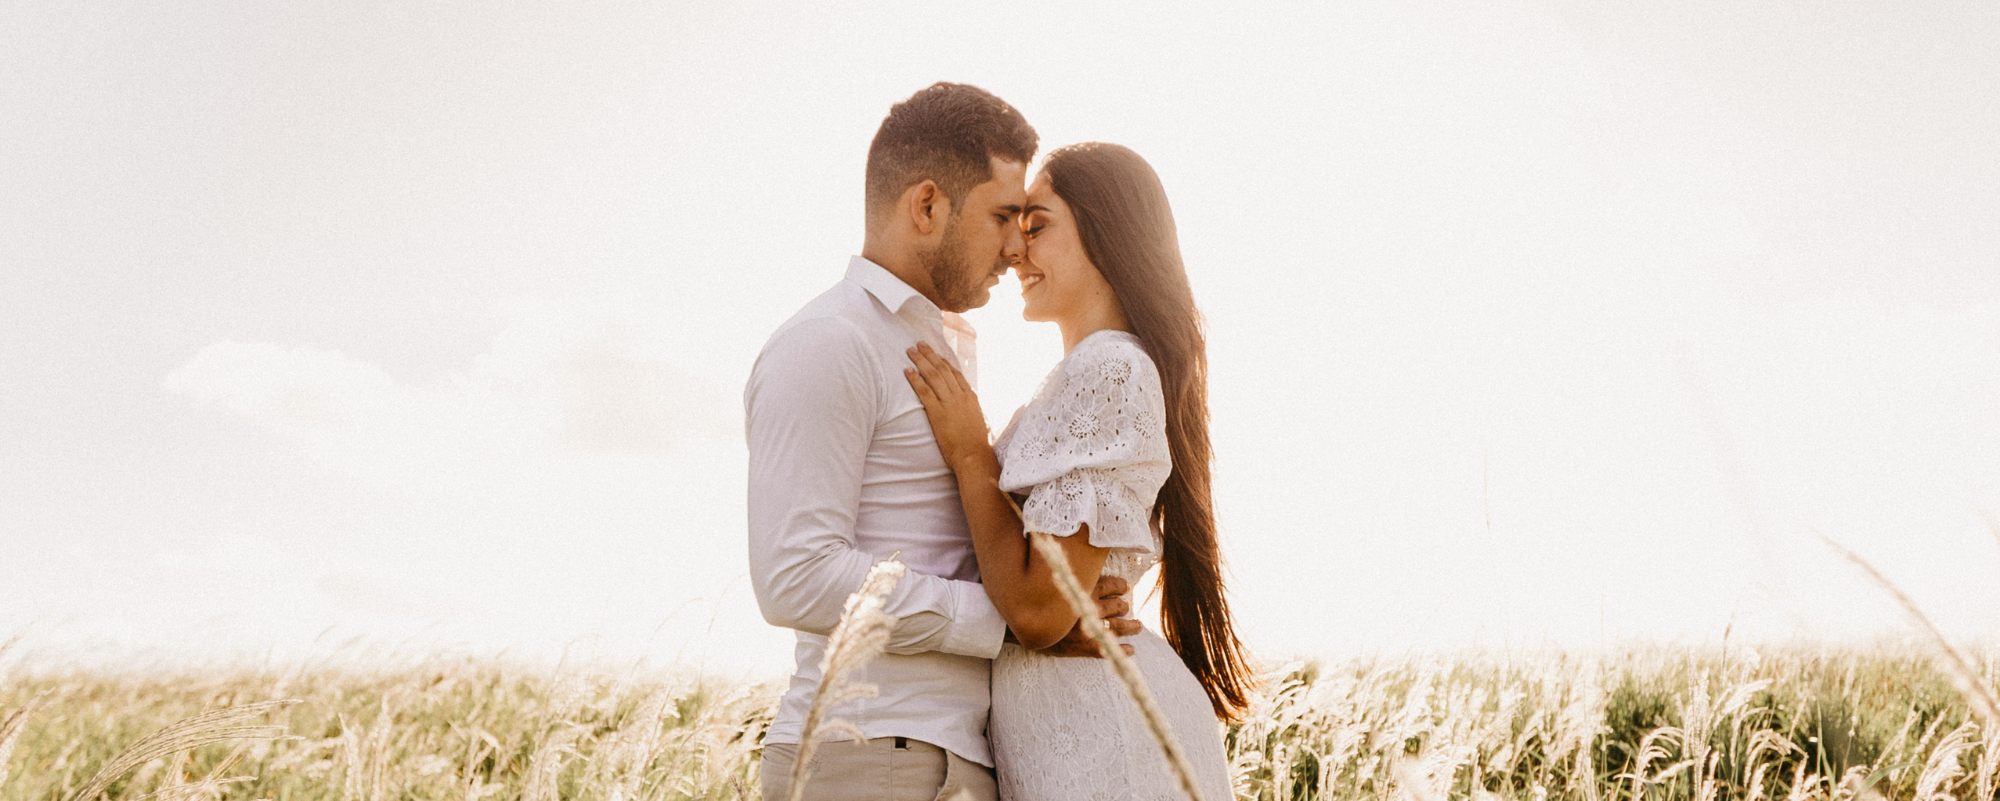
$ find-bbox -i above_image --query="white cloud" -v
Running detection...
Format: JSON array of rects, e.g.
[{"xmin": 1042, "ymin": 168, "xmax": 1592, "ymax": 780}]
[
  {"xmin": 164, "ymin": 296, "xmax": 734, "ymax": 488},
  {"xmin": 163, "ymin": 341, "xmax": 402, "ymax": 431},
  {"xmin": 138, "ymin": 295, "xmax": 784, "ymax": 672}
]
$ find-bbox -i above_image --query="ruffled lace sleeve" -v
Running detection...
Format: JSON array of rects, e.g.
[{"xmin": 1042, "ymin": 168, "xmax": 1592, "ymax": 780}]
[{"xmin": 996, "ymin": 334, "xmax": 1171, "ymax": 552}]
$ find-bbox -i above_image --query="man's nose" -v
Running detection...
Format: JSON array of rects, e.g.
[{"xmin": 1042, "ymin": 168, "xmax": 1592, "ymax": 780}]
[{"xmin": 1002, "ymin": 226, "xmax": 1027, "ymax": 259}]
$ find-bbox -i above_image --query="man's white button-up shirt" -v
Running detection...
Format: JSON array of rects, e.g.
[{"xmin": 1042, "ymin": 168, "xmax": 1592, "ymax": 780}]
[{"xmin": 745, "ymin": 256, "xmax": 1009, "ymax": 767}]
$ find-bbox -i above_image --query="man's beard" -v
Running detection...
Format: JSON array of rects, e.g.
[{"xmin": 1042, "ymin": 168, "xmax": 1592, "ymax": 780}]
[{"xmin": 918, "ymin": 213, "xmax": 995, "ymax": 313}]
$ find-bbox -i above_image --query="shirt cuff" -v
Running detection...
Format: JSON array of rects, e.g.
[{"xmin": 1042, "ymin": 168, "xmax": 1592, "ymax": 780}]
[{"xmin": 941, "ymin": 580, "xmax": 1008, "ymax": 659}]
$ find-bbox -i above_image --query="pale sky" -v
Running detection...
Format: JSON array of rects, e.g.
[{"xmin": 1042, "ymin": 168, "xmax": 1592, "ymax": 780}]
[{"xmin": 3, "ymin": 0, "xmax": 1997, "ymax": 675}]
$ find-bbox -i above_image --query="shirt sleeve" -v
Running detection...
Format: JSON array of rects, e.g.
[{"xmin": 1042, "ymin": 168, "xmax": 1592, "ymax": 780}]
[
  {"xmin": 997, "ymin": 339, "xmax": 1170, "ymax": 552},
  {"xmin": 745, "ymin": 316, "xmax": 1006, "ymax": 659}
]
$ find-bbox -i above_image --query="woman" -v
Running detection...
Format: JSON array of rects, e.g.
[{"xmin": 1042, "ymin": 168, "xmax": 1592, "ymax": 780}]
[{"xmin": 902, "ymin": 142, "xmax": 1251, "ymax": 801}]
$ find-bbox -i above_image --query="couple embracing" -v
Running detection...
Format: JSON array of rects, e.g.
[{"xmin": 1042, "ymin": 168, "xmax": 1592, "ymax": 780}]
[{"xmin": 746, "ymin": 82, "xmax": 1251, "ymax": 801}]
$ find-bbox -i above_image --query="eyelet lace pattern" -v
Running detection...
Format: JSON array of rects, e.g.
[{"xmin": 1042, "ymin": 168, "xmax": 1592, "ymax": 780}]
[
  {"xmin": 994, "ymin": 332, "xmax": 1170, "ymax": 573},
  {"xmin": 987, "ymin": 330, "xmax": 1232, "ymax": 801}
]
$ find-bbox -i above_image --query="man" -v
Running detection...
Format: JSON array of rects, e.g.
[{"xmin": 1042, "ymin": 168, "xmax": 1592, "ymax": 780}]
[{"xmin": 746, "ymin": 83, "xmax": 1140, "ymax": 801}]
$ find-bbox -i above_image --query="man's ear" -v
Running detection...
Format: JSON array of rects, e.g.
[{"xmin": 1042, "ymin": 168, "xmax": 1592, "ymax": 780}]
[{"xmin": 908, "ymin": 180, "xmax": 948, "ymax": 237}]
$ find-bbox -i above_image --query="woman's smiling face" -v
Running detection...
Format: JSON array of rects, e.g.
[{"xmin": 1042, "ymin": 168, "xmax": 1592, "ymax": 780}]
[{"xmin": 1017, "ymin": 172, "xmax": 1116, "ymax": 325}]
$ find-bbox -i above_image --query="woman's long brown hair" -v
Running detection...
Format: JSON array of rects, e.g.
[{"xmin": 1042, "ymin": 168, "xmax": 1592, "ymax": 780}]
[{"xmin": 1043, "ymin": 142, "xmax": 1254, "ymax": 720}]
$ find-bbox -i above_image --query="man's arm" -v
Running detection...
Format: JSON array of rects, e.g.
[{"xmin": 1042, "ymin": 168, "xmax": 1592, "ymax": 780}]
[{"xmin": 745, "ymin": 316, "xmax": 1007, "ymax": 658}]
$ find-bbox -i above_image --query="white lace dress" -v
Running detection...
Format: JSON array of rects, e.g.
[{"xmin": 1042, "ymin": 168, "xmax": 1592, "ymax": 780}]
[{"xmin": 988, "ymin": 330, "xmax": 1233, "ymax": 801}]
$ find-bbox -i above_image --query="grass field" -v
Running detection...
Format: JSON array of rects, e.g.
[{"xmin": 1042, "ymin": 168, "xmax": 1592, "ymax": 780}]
[{"xmin": 2, "ymin": 643, "xmax": 1992, "ymax": 801}]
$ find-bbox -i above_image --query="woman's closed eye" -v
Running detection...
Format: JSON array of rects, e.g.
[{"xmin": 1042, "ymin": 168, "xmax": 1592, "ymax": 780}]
[{"xmin": 1023, "ymin": 224, "xmax": 1046, "ymax": 240}]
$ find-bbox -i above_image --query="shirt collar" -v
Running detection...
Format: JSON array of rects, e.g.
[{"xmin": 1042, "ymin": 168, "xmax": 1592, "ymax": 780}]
[
  {"xmin": 845, "ymin": 256, "xmax": 937, "ymax": 320},
  {"xmin": 845, "ymin": 255, "xmax": 978, "ymax": 387}
]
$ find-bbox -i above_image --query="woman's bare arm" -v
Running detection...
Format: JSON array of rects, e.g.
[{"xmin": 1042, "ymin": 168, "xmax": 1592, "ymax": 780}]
[
  {"xmin": 945, "ymin": 446, "xmax": 1113, "ymax": 650},
  {"xmin": 904, "ymin": 342, "xmax": 1117, "ymax": 651}
]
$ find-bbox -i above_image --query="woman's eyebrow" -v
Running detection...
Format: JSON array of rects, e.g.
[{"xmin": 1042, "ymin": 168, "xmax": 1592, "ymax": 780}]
[{"xmin": 1024, "ymin": 203, "xmax": 1050, "ymax": 214}]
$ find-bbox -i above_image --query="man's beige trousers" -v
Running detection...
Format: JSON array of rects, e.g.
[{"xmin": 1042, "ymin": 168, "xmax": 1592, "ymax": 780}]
[{"xmin": 761, "ymin": 737, "xmax": 998, "ymax": 801}]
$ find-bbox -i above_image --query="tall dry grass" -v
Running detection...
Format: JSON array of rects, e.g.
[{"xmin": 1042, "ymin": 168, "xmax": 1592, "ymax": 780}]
[
  {"xmin": 4, "ymin": 519, "xmax": 1993, "ymax": 801},
  {"xmin": 3, "ymin": 643, "xmax": 1994, "ymax": 800},
  {"xmin": 1233, "ymin": 645, "xmax": 1998, "ymax": 800},
  {"xmin": 784, "ymin": 556, "xmax": 905, "ymax": 801},
  {"xmin": 0, "ymin": 656, "xmax": 775, "ymax": 801}
]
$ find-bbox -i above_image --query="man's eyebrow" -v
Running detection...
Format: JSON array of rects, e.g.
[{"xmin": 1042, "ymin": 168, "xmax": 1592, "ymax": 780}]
[{"xmin": 995, "ymin": 203, "xmax": 1022, "ymax": 215}]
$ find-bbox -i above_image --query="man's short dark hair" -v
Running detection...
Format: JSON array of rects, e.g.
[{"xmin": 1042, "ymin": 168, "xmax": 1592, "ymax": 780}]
[{"xmin": 865, "ymin": 82, "xmax": 1039, "ymax": 223}]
